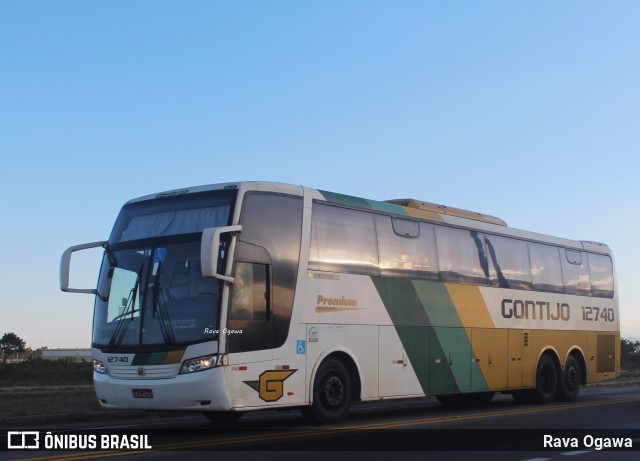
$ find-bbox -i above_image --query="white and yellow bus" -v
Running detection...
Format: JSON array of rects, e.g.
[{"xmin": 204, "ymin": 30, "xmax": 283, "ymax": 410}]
[{"xmin": 60, "ymin": 181, "xmax": 619, "ymax": 424}]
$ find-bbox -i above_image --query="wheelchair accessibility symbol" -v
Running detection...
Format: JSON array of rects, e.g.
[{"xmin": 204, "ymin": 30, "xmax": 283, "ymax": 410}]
[{"xmin": 296, "ymin": 340, "xmax": 306, "ymax": 355}]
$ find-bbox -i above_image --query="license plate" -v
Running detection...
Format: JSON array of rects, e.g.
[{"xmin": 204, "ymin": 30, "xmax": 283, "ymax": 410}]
[{"xmin": 132, "ymin": 389, "xmax": 154, "ymax": 399}]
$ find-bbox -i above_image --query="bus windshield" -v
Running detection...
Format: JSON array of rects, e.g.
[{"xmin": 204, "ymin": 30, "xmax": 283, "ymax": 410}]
[
  {"xmin": 93, "ymin": 189, "xmax": 236, "ymax": 349},
  {"xmin": 93, "ymin": 241, "xmax": 221, "ymax": 348}
]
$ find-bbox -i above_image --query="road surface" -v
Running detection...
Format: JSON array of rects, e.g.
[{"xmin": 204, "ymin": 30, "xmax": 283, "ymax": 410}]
[{"xmin": 2, "ymin": 386, "xmax": 639, "ymax": 460}]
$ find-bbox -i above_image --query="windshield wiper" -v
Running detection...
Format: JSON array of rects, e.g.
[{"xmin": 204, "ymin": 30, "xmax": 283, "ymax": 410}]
[
  {"xmin": 151, "ymin": 260, "xmax": 176, "ymax": 347},
  {"xmin": 109, "ymin": 264, "xmax": 143, "ymax": 348}
]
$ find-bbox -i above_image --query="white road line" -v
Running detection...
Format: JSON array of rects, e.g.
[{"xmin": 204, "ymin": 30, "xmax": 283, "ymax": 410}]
[
  {"xmin": 520, "ymin": 458, "xmax": 551, "ymax": 461},
  {"xmin": 561, "ymin": 450, "xmax": 591, "ymax": 456}
]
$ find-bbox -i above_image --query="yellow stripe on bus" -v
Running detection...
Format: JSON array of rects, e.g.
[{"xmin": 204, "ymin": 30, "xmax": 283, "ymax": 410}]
[{"xmin": 445, "ymin": 284, "xmax": 494, "ymax": 328}]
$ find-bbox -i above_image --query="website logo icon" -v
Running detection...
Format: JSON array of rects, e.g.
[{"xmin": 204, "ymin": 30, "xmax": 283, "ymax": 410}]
[{"xmin": 7, "ymin": 431, "xmax": 40, "ymax": 449}]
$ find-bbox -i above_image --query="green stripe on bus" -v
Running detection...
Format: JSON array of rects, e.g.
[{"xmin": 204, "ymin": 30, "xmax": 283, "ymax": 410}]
[
  {"xmin": 372, "ymin": 277, "xmax": 489, "ymax": 394},
  {"xmin": 319, "ymin": 190, "xmax": 408, "ymax": 215},
  {"xmin": 412, "ymin": 280, "xmax": 488, "ymax": 391},
  {"xmin": 412, "ymin": 280, "xmax": 462, "ymax": 327},
  {"xmin": 372, "ymin": 277, "xmax": 452, "ymax": 393},
  {"xmin": 372, "ymin": 277, "xmax": 431, "ymax": 326}
]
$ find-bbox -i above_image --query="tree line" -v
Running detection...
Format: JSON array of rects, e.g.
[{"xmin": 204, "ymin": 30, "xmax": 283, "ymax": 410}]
[{"xmin": 0, "ymin": 332, "xmax": 46, "ymax": 363}]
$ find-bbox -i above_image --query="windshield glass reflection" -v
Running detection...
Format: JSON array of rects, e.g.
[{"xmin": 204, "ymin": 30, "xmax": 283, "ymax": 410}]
[{"xmin": 93, "ymin": 241, "xmax": 220, "ymax": 348}]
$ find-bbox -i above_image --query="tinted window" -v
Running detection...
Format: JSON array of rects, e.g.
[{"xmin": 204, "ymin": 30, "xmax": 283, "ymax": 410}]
[
  {"xmin": 529, "ymin": 243, "xmax": 564, "ymax": 293},
  {"xmin": 110, "ymin": 190, "xmax": 234, "ymax": 243},
  {"xmin": 392, "ymin": 218, "xmax": 420, "ymax": 237},
  {"xmin": 587, "ymin": 253, "xmax": 614, "ymax": 298},
  {"xmin": 435, "ymin": 226, "xmax": 488, "ymax": 284},
  {"xmin": 230, "ymin": 193, "xmax": 303, "ymax": 352},
  {"xmin": 309, "ymin": 204, "xmax": 379, "ymax": 275},
  {"xmin": 566, "ymin": 249, "xmax": 582, "ymax": 265},
  {"xmin": 561, "ymin": 249, "xmax": 591, "ymax": 296},
  {"xmin": 377, "ymin": 216, "xmax": 438, "ymax": 280},
  {"xmin": 486, "ymin": 235, "xmax": 532, "ymax": 290},
  {"xmin": 230, "ymin": 262, "xmax": 268, "ymax": 320}
]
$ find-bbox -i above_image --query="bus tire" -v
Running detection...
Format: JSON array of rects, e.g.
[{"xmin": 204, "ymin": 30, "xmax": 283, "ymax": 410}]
[
  {"xmin": 202, "ymin": 411, "xmax": 244, "ymax": 424},
  {"xmin": 557, "ymin": 355, "xmax": 580, "ymax": 401},
  {"xmin": 302, "ymin": 358, "xmax": 352, "ymax": 424},
  {"xmin": 533, "ymin": 354, "xmax": 558, "ymax": 404}
]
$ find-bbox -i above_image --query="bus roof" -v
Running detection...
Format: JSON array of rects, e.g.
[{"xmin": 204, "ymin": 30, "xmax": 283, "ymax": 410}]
[{"xmin": 124, "ymin": 181, "xmax": 611, "ymax": 255}]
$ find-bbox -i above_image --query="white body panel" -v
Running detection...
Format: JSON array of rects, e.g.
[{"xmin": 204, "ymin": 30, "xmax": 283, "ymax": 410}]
[
  {"xmin": 300, "ymin": 273, "xmax": 394, "ymax": 325},
  {"xmin": 378, "ymin": 326, "xmax": 424, "ymax": 397}
]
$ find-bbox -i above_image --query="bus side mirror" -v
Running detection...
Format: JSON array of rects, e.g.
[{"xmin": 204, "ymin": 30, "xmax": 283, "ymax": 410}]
[
  {"xmin": 201, "ymin": 225, "xmax": 242, "ymax": 282},
  {"xmin": 60, "ymin": 241, "xmax": 107, "ymax": 294}
]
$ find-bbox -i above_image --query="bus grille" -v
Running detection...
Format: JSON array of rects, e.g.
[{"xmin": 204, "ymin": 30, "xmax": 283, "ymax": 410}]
[{"xmin": 108, "ymin": 364, "xmax": 179, "ymax": 379}]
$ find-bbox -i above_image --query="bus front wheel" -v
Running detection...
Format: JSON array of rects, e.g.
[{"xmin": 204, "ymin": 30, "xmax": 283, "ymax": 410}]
[{"xmin": 302, "ymin": 358, "xmax": 352, "ymax": 424}]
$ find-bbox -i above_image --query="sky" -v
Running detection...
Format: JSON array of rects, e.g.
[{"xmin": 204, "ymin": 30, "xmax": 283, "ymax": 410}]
[{"xmin": 1, "ymin": 1, "xmax": 639, "ymax": 348}]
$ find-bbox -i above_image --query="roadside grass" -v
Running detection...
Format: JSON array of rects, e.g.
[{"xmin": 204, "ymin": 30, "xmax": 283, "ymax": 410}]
[
  {"xmin": 0, "ymin": 386, "xmax": 100, "ymax": 417},
  {"xmin": 0, "ymin": 359, "xmax": 92, "ymax": 387},
  {"xmin": 0, "ymin": 360, "xmax": 97, "ymax": 420},
  {"xmin": 0, "ymin": 360, "xmax": 178, "ymax": 427},
  {"xmin": 620, "ymin": 368, "xmax": 640, "ymax": 380}
]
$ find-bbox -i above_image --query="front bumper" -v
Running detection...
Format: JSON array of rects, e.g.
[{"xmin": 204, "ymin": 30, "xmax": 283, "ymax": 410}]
[{"xmin": 93, "ymin": 366, "xmax": 232, "ymax": 411}]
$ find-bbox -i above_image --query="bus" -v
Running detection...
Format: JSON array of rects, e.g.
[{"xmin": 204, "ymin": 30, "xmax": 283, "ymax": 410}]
[{"xmin": 60, "ymin": 181, "xmax": 619, "ymax": 424}]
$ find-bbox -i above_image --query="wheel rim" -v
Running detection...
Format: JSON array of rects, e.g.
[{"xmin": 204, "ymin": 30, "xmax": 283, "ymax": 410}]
[
  {"xmin": 566, "ymin": 365, "xmax": 579, "ymax": 390},
  {"xmin": 322, "ymin": 375, "xmax": 344, "ymax": 408}
]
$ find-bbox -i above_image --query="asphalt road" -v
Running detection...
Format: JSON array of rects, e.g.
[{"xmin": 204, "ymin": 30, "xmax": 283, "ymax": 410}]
[{"xmin": 2, "ymin": 386, "xmax": 640, "ymax": 461}]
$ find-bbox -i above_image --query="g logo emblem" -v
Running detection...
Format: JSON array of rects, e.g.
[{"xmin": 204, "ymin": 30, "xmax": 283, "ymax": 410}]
[
  {"xmin": 137, "ymin": 367, "xmax": 145, "ymax": 376},
  {"xmin": 243, "ymin": 369, "xmax": 297, "ymax": 402},
  {"xmin": 259, "ymin": 370, "xmax": 296, "ymax": 402}
]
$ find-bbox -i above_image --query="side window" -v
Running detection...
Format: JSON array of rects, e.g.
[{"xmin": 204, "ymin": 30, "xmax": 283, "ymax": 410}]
[
  {"xmin": 392, "ymin": 218, "xmax": 420, "ymax": 237},
  {"xmin": 435, "ymin": 226, "xmax": 488, "ymax": 285},
  {"xmin": 529, "ymin": 243, "xmax": 564, "ymax": 293},
  {"xmin": 309, "ymin": 204, "xmax": 379, "ymax": 275},
  {"xmin": 485, "ymin": 235, "xmax": 532, "ymax": 290},
  {"xmin": 587, "ymin": 253, "xmax": 614, "ymax": 298},
  {"xmin": 230, "ymin": 262, "xmax": 269, "ymax": 320},
  {"xmin": 376, "ymin": 216, "xmax": 438, "ymax": 280},
  {"xmin": 561, "ymin": 249, "xmax": 591, "ymax": 296}
]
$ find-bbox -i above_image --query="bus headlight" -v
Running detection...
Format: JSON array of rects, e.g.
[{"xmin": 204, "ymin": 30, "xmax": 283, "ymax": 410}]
[
  {"xmin": 180, "ymin": 354, "xmax": 225, "ymax": 374},
  {"xmin": 93, "ymin": 360, "xmax": 107, "ymax": 374}
]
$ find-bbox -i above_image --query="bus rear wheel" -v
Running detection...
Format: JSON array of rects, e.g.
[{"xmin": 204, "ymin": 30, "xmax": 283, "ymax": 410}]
[
  {"xmin": 557, "ymin": 355, "xmax": 581, "ymax": 401},
  {"xmin": 302, "ymin": 358, "xmax": 352, "ymax": 424},
  {"xmin": 533, "ymin": 354, "xmax": 558, "ymax": 404}
]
